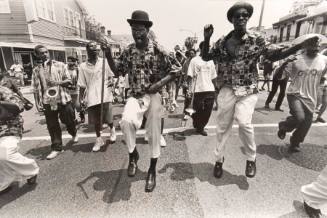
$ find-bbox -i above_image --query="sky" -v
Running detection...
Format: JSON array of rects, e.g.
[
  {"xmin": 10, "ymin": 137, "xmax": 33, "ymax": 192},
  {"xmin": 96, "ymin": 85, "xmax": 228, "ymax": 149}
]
[{"xmin": 81, "ymin": 0, "xmax": 295, "ymax": 50}]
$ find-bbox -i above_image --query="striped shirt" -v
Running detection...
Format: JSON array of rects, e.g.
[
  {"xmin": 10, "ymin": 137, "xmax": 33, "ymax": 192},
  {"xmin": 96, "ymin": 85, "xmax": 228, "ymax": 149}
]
[{"xmin": 32, "ymin": 60, "xmax": 71, "ymax": 105}]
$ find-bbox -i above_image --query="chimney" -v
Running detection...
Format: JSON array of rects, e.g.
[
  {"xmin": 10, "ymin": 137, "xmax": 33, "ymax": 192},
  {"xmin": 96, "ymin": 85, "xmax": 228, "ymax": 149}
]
[
  {"xmin": 107, "ymin": 30, "xmax": 111, "ymax": 36},
  {"xmin": 100, "ymin": 26, "xmax": 105, "ymax": 34}
]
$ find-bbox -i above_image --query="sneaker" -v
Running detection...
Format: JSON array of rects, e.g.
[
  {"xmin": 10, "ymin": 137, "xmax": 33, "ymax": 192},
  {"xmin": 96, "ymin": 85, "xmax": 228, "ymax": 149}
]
[
  {"xmin": 46, "ymin": 150, "xmax": 63, "ymax": 160},
  {"xmin": 92, "ymin": 137, "xmax": 104, "ymax": 152},
  {"xmin": 160, "ymin": 135, "xmax": 167, "ymax": 147},
  {"xmin": 72, "ymin": 134, "xmax": 79, "ymax": 143},
  {"xmin": 109, "ymin": 126, "xmax": 117, "ymax": 142},
  {"xmin": 316, "ymin": 117, "xmax": 326, "ymax": 123}
]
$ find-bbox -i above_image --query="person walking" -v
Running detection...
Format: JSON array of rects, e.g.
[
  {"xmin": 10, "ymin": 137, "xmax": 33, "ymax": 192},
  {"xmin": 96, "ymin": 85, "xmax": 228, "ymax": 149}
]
[
  {"xmin": 78, "ymin": 41, "xmax": 117, "ymax": 152},
  {"xmin": 187, "ymin": 41, "xmax": 217, "ymax": 136},
  {"xmin": 31, "ymin": 45, "xmax": 78, "ymax": 160}
]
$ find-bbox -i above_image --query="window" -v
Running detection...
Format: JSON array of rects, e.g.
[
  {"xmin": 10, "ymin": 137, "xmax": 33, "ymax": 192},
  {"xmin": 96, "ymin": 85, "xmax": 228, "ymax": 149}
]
[
  {"xmin": 279, "ymin": 27, "xmax": 284, "ymax": 42},
  {"xmin": 286, "ymin": 24, "xmax": 291, "ymax": 41},
  {"xmin": 0, "ymin": 0, "xmax": 10, "ymax": 13},
  {"xmin": 35, "ymin": 0, "xmax": 56, "ymax": 22},
  {"xmin": 64, "ymin": 8, "xmax": 69, "ymax": 26}
]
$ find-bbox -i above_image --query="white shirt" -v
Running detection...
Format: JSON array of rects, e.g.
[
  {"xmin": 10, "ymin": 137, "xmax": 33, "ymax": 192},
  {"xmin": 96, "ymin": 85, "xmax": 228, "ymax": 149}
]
[
  {"xmin": 78, "ymin": 58, "xmax": 114, "ymax": 107},
  {"xmin": 286, "ymin": 53, "xmax": 327, "ymax": 112},
  {"xmin": 187, "ymin": 56, "xmax": 217, "ymax": 93}
]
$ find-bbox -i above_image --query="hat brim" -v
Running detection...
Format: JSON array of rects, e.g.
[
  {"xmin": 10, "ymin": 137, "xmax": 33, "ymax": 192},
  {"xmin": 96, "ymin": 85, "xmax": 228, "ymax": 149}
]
[
  {"xmin": 127, "ymin": 19, "xmax": 153, "ymax": 28},
  {"xmin": 227, "ymin": 2, "xmax": 253, "ymax": 23}
]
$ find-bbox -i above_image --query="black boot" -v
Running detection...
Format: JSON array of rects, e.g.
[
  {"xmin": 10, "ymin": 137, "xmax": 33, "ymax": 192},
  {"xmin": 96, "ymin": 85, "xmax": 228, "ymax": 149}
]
[
  {"xmin": 245, "ymin": 160, "xmax": 256, "ymax": 178},
  {"xmin": 127, "ymin": 148, "xmax": 139, "ymax": 177},
  {"xmin": 27, "ymin": 175, "xmax": 37, "ymax": 185},
  {"xmin": 145, "ymin": 158, "xmax": 157, "ymax": 192},
  {"xmin": 213, "ymin": 157, "xmax": 224, "ymax": 178}
]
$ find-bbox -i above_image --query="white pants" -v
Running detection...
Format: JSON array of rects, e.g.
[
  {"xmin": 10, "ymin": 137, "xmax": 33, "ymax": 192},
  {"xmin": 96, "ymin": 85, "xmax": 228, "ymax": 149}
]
[
  {"xmin": 120, "ymin": 94, "xmax": 162, "ymax": 158},
  {"xmin": 301, "ymin": 165, "xmax": 327, "ymax": 210},
  {"xmin": 215, "ymin": 87, "xmax": 258, "ymax": 162},
  {"xmin": 0, "ymin": 136, "xmax": 39, "ymax": 191}
]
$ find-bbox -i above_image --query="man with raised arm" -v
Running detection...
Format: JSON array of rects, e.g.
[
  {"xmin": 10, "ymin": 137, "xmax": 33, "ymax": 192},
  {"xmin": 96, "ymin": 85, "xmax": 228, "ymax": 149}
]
[{"xmin": 201, "ymin": 1, "xmax": 318, "ymax": 179}]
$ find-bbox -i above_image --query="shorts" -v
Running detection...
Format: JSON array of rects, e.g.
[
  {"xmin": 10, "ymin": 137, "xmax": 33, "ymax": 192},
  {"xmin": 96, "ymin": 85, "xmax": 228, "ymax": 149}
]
[{"xmin": 87, "ymin": 102, "xmax": 112, "ymax": 125}]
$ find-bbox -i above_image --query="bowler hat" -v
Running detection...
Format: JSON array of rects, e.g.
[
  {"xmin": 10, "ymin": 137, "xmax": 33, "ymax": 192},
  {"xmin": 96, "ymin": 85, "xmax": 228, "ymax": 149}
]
[
  {"xmin": 227, "ymin": 1, "xmax": 253, "ymax": 23},
  {"xmin": 127, "ymin": 10, "xmax": 153, "ymax": 28}
]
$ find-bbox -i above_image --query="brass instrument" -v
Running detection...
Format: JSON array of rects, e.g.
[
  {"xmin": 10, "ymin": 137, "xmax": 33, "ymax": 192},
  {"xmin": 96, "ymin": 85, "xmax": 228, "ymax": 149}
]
[{"xmin": 46, "ymin": 86, "xmax": 59, "ymax": 110}]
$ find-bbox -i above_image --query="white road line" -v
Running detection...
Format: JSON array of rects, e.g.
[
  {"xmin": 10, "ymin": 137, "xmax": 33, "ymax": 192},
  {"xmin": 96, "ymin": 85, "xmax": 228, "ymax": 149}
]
[{"xmin": 21, "ymin": 122, "xmax": 327, "ymax": 141}]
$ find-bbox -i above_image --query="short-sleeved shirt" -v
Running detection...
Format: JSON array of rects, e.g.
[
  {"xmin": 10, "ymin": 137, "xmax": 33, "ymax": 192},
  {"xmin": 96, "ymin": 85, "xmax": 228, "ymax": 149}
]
[
  {"xmin": 116, "ymin": 40, "xmax": 173, "ymax": 98},
  {"xmin": 286, "ymin": 53, "xmax": 327, "ymax": 112},
  {"xmin": 187, "ymin": 55, "xmax": 217, "ymax": 93},
  {"xmin": 78, "ymin": 58, "xmax": 114, "ymax": 107},
  {"xmin": 208, "ymin": 31, "xmax": 267, "ymax": 93},
  {"xmin": 31, "ymin": 60, "xmax": 72, "ymax": 105}
]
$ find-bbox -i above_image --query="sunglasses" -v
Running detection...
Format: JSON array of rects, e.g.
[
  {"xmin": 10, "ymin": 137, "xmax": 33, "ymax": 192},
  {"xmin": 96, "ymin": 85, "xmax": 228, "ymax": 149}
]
[{"xmin": 233, "ymin": 12, "xmax": 250, "ymax": 19}]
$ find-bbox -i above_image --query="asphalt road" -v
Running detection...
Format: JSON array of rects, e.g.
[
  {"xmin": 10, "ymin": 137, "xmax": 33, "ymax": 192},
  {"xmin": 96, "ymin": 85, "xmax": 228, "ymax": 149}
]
[{"xmin": 1, "ymin": 86, "xmax": 327, "ymax": 218}]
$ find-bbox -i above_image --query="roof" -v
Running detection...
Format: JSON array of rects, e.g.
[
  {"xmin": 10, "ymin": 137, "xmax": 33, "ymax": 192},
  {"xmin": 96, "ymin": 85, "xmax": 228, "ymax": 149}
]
[
  {"xmin": 0, "ymin": 42, "xmax": 65, "ymax": 51},
  {"xmin": 298, "ymin": 1, "xmax": 327, "ymax": 21}
]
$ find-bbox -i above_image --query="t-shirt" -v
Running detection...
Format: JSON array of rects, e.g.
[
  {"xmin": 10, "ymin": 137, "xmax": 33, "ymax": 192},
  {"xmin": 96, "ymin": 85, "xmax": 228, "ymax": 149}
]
[
  {"xmin": 78, "ymin": 58, "xmax": 114, "ymax": 107},
  {"xmin": 187, "ymin": 56, "xmax": 217, "ymax": 93},
  {"xmin": 286, "ymin": 53, "xmax": 327, "ymax": 112}
]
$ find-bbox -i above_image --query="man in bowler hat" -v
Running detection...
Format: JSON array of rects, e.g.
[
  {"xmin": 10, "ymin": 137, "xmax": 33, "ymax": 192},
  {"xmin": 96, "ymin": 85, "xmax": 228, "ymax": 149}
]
[
  {"xmin": 202, "ymin": 1, "xmax": 319, "ymax": 179},
  {"xmin": 100, "ymin": 10, "xmax": 181, "ymax": 192}
]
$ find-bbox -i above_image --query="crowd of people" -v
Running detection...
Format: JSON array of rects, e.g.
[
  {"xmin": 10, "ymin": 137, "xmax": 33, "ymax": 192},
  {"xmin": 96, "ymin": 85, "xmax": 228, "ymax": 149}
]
[{"xmin": 1, "ymin": 1, "xmax": 327, "ymax": 217}]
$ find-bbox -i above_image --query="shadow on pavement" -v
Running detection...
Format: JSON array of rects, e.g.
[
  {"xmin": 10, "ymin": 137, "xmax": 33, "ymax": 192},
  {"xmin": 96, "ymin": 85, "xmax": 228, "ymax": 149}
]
[
  {"xmin": 255, "ymin": 144, "xmax": 327, "ymax": 172},
  {"xmin": 278, "ymin": 200, "xmax": 308, "ymax": 218},
  {"xmin": 77, "ymin": 168, "xmax": 147, "ymax": 204},
  {"xmin": 0, "ymin": 183, "xmax": 36, "ymax": 209},
  {"xmin": 254, "ymin": 106, "xmax": 270, "ymax": 115},
  {"xmin": 158, "ymin": 162, "xmax": 249, "ymax": 190}
]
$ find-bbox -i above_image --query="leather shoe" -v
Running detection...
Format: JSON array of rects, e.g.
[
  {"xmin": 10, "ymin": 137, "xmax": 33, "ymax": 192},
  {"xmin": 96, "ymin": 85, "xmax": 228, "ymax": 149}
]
[
  {"xmin": 245, "ymin": 160, "xmax": 256, "ymax": 178},
  {"xmin": 196, "ymin": 129, "xmax": 208, "ymax": 136},
  {"xmin": 27, "ymin": 175, "xmax": 37, "ymax": 185},
  {"xmin": 275, "ymin": 108, "xmax": 284, "ymax": 112},
  {"xmin": 145, "ymin": 171, "xmax": 156, "ymax": 192},
  {"xmin": 127, "ymin": 151, "xmax": 139, "ymax": 177},
  {"xmin": 304, "ymin": 201, "xmax": 322, "ymax": 218},
  {"xmin": 213, "ymin": 158, "xmax": 224, "ymax": 178},
  {"xmin": 288, "ymin": 144, "xmax": 300, "ymax": 153}
]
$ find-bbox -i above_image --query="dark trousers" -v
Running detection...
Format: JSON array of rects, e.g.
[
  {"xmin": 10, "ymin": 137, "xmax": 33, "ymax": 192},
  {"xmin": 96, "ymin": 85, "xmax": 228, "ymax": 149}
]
[
  {"xmin": 279, "ymin": 95, "xmax": 313, "ymax": 146},
  {"xmin": 265, "ymin": 78, "xmax": 288, "ymax": 109},
  {"xmin": 192, "ymin": 91, "xmax": 215, "ymax": 130},
  {"xmin": 44, "ymin": 102, "xmax": 77, "ymax": 151}
]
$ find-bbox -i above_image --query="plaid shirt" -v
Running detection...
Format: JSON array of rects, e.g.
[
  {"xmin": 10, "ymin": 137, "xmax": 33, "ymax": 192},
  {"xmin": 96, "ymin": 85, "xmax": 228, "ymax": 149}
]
[
  {"xmin": 209, "ymin": 31, "xmax": 267, "ymax": 93},
  {"xmin": 32, "ymin": 60, "xmax": 71, "ymax": 105},
  {"xmin": 117, "ymin": 40, "xmax": 173, "ymax": 98}
]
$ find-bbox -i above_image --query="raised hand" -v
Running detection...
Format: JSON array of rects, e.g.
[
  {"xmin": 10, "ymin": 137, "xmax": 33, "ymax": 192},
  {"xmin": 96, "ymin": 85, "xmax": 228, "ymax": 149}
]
[
  {"xmin": 204, "ymin": 24, "xmax": 214, "ymax": 39},
  {"xmin": 98, "ymin": 34, "xmax": 111, "ymax": 51}
]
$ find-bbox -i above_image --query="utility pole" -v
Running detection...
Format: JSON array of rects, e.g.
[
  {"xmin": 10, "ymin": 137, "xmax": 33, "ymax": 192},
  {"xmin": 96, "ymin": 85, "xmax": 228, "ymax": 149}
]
[{"xmin": 258, "ymin": 0, "xmax": 266, "ymax": 30}]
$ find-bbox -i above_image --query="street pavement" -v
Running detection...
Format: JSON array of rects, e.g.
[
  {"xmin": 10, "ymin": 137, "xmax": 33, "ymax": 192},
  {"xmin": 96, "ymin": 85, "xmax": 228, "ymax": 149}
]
[{"xmin": 1, "ymin": 85, "xmax": 327, "ymax": 218}]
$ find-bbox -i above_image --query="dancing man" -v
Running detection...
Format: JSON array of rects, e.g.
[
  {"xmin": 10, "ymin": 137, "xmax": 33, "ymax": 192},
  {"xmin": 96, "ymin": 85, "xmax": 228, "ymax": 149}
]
[
  {"xmin": 78, "ymin": 41, "xmax": 117, "ymax": 152},
  {"xmin": 32, "ymin": 45, "xmax": 78, "ymax": 160},
  {"xmin": 277, "ymin": 36, "xmax": 327, "ymax": 152},
  {"xmin": 0, "ymin": 86, "xmax": 39, "ymax": 193},
  {"xmin": 202, "ymin": 1, "xmax": 318, "ymax": 178},
  {"xmin": 100, "ymin": 10, "xmax": 180, "ymax": 192}
]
